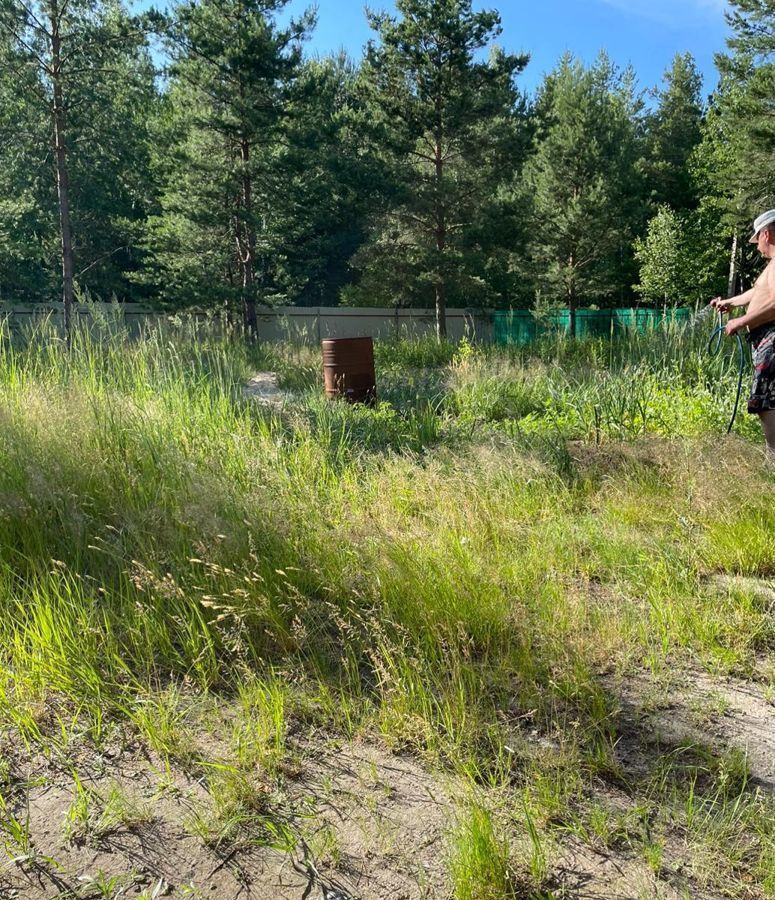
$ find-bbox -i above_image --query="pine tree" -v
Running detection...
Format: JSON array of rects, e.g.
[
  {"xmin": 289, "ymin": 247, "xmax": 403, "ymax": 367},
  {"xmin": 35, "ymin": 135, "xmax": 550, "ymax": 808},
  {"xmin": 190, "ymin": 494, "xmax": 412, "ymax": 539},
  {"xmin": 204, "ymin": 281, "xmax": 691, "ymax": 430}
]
[
  {"xmin": 355, "ymin": 0, "xmax": 528, "ymax": 338},
  {"xmin": 520, "ymin": 54, "xmax": 643, "ymax": 335},
  {"xmin": 140, "ymin": 85, "xmax": 243, "ymax": 312},
  {"xmin": 68, "ymin": 47, "xmax": 159, "ymax": 303},
  {"xmin": 715, "ymin": 0, "xmax": 775, "ymax": 213},
  {"xmin": 0, "ymin": 33, "xmax": 55, "ymax": 302},
  {"xmin": 153, "ymin": 0, "xmax": 311, "ymax": 335},
  {"xmin": 641, "ymin": 53, "xmax": 704, "ymax": 212},
  {"xmin": 726, "ymin": 0, "xmax": 775, "ymax": 58},
  {"xmin": 269, "ymin": 55, "xmax": 376, "ymax": 307},
  {"xmin": 689, "ymin": 1, "xmax": 775, "ymax": 297}
]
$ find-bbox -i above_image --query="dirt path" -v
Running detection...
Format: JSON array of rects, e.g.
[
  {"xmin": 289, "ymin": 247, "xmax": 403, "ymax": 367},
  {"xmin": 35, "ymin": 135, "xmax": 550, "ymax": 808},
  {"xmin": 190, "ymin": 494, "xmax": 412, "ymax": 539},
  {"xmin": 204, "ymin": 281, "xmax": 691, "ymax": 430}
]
[{"xmin": 243, "ymin": 372, "xmax": 290, "ymax": 407}]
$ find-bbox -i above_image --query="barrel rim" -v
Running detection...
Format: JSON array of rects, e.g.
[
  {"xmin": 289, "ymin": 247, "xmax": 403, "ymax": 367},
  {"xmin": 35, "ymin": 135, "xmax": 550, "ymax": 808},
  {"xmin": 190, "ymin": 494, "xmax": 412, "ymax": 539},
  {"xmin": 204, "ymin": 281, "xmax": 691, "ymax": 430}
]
[{"xmin": 321, "ymin": 336, "xmax": 375, "ymax": 344}]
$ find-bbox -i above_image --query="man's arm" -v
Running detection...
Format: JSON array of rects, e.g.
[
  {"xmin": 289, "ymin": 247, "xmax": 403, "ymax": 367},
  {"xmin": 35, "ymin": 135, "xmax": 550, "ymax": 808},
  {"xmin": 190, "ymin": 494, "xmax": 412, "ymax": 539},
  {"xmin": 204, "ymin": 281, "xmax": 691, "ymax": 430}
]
[
  {"xmin": 712, "ymin": 287, "xmax": 755, "ymax": 313},
  {"xmin": 726, "ymin": 264, "xmax": 775, "ymax": 334}
]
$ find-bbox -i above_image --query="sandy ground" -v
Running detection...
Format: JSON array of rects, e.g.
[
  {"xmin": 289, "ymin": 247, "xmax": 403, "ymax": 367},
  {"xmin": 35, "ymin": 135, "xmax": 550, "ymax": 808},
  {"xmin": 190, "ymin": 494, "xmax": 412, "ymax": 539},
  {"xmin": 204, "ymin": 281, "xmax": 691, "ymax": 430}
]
[
  {"xmin": 1, "ymin": 565, "xmax": 772, "ymax": 898},
  {"xmin": 242, "ymin": 373, "xmax": 291, "ymax": 408},
  {"xmin": 0, "ymin": 739, "xmax": 452, "ymax": 899},
  {"xmin": 1, "ymin": 661, "xmax": 770, "ymax": 899}
]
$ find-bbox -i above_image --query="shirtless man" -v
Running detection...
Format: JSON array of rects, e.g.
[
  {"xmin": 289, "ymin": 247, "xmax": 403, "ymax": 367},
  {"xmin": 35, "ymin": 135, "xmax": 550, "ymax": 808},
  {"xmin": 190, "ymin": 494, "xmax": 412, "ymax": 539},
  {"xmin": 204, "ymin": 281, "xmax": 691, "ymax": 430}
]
[{"xmin": 711, "ymin": 209, "xmax": 775, "ymax": 451}]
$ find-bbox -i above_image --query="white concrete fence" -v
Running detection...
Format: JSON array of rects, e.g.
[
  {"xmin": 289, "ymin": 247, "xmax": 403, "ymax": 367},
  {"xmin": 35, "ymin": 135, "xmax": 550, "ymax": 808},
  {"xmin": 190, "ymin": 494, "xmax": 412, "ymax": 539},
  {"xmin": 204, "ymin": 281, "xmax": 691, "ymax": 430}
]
[
  {"xmin": 255, "ymin": 306, "xmax": 493, "ymax": 342},
  {"xmin": 0, "ymin": 303, "xmax": 495, "ymax": 343}
]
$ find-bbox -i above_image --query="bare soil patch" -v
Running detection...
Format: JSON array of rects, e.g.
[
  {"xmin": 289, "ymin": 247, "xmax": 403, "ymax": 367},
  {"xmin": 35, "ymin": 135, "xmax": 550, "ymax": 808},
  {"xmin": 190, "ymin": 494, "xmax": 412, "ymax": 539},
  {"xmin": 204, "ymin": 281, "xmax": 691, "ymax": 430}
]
[
  {"xmin": 609, "ymin": 666, "xmax": 774, "ymax": 793},
  {"xmin": 0, "ymin": 737, "xmax": 452, "ymax": 900},
  {"xmin": 243, "ymin": 372, "xmax": 291, "ymax": 408}
]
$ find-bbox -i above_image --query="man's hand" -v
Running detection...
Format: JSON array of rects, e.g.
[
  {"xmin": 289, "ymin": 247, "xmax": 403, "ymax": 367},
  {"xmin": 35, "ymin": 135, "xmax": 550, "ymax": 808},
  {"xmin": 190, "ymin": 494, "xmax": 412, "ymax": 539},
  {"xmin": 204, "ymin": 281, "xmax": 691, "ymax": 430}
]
[
  {"xmin": 725, "ymin": 317, "xmax": 747, "ymax": 336},
  {"xmin": 711, "ymin": 296, "xmax": 735, "ymax": 314}
]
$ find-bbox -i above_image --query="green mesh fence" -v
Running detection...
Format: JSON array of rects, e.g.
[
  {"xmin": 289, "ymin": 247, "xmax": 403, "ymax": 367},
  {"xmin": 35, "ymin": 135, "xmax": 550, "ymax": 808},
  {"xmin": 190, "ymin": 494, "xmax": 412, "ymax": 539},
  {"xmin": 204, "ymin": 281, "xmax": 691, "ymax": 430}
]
[{"xmin": 493, "ymin": 307, "xmax": 691, "ymax": 345}]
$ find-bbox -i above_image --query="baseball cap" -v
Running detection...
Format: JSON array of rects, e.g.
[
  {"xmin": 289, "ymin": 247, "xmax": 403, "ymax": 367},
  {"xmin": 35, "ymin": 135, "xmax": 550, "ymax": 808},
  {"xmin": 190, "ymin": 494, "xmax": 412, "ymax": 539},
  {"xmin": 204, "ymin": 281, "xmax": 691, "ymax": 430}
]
[{"xmin": 749, "ymin": 209, "xmax": 775, "ymax": 243}]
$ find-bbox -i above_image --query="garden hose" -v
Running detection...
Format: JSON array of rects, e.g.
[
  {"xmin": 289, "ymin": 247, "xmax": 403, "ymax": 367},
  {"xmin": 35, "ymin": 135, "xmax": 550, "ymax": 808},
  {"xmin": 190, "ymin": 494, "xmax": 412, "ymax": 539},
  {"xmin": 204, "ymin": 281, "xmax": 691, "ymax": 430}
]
[{"xmin": 706, "ymin": 310, "xmax": 746, "ymax": 435}]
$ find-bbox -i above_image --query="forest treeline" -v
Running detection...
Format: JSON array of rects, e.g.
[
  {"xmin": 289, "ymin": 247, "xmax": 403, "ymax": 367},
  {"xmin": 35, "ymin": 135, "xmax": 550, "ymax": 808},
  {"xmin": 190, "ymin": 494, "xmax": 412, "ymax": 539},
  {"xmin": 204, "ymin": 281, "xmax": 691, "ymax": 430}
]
[{"xmin": 0, "ymin": 0, "xmax": 773, "ymax": 336}]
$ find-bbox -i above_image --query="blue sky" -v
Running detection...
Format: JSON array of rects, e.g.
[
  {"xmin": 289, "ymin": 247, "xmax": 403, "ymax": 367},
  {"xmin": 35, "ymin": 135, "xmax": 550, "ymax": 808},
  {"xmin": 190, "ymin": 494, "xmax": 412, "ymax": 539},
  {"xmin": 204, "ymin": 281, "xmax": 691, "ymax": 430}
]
[{"xmin": 285, "ymin": 0, "xmax": 731, "ymax": 98}]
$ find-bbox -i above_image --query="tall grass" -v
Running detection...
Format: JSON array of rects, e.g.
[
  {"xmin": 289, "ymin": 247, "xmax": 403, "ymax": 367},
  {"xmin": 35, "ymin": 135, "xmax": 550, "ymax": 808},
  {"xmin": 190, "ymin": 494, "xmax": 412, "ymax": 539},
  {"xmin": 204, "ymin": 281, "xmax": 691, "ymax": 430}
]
[
  {"xmin": 0, "ymin": 316, "xmax": 771, "ymax": 893},
  {"xmin": 448, "ymin": 798, "xmax": 516, "ymax": 899},
  {"xmin": 0, "ymin": 318, "xmax": 768, "ymax": 711}
]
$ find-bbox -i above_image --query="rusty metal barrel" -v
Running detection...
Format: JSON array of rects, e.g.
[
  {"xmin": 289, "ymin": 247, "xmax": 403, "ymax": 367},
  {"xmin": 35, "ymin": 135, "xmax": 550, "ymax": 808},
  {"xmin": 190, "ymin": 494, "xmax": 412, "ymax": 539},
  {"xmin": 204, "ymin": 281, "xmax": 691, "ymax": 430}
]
[{"xmin": 322, "ymin": 336, "xmax": 377, "ymax": 404}]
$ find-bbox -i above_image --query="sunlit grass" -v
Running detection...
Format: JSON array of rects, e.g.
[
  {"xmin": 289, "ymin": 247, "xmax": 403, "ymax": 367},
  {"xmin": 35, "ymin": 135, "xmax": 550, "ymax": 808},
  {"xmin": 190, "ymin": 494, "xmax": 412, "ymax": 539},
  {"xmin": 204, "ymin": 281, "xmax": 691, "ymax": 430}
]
[{"xmin": 0, "ymin": 316, "xmax": 771, "ymax": 896}]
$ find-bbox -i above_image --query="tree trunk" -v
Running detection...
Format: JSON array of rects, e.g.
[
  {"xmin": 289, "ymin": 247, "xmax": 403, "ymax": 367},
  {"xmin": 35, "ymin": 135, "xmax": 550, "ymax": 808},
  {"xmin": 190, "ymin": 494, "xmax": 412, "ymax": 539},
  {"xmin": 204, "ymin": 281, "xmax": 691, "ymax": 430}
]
[
  {"xmin": 225, "ymin": 257, "xmax": 236, "ymax": 329},
  {"xmin": 434, "ymin": 139, "xmax": 447, "ymax": 341},
  {"xmin": 50, "ymin": 2, "xmax": 75, "ymax": 344},
  {"xmin": 726, "ymin": 231, "xmax": 739, "ymax": 299},
  {"xmin": 239, "ymin": 137, "xmax": 258, "ymax": 340},
  {"xmin": 568, "ymin": 293, "xmax": 577, "ymax": 338},
  {"xmin": 568, "ymin": 257, "xmax": 576, "ymax": 338},
  {"xmin": 435, "ymin": 281, "xmax": 446, "ymax": 341}
]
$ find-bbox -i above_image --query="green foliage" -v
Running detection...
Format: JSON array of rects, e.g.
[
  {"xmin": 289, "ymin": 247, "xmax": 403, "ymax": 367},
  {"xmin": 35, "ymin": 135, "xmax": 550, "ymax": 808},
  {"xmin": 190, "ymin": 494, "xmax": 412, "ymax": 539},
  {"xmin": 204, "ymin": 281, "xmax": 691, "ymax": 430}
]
[
  {"xmin": 0, "ymin": 36, "xmax": 56, "ymax": 302},
  {"xmin": 348, "ymin": 0, "xmax": 528, "ymax": 321},
  {"xmin": 0, "ymin": 0, "xmax": 773, "ymax": 317},
  {"xmin": 635, "ymin": 206, "xmax": 709, "ymax": 305},
  {"xmin": 68, "ymin": 47, "xmax": 159, "ymax": 302},
  {"xmin": 143, "ymin": 0, "xmax": 312, "ymax": 320},
  {"xmin": 0, "ymin": 0, "xmax": 157, "ymax": 303},
  {"xmin": 274, "ymin": 55, "xmax": 375, "ymax": 306},
  {"xmin": 640, "ymin": 53, "xmax": 704, "ymax": 212},
  {"xmin": 374, "ymin": 335, "xmax": 458, "ymax": 369},
  {"xmin": 518, "ymin": 54, "xmax": 644, "ymax": 326},
  {"xmin": 448, "ymin": 799, "xmax": 516, "ymax": 899},
  {"xmin": 707, "ymin": 0, "xmax": 775, "ymax": 244}
]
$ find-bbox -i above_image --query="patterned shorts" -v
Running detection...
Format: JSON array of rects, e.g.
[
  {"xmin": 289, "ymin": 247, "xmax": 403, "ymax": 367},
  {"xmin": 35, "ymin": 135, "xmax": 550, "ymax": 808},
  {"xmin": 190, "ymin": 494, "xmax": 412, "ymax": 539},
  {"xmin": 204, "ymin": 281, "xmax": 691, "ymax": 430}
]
[{"xmin": 747, "ymin": 323, "xmax": 775, "ymax": 414}]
